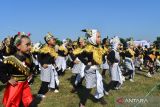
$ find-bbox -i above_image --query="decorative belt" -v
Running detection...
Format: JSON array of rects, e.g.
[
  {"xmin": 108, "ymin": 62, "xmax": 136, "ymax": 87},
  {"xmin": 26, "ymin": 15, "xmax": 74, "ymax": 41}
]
[{"xmin": 12, "ymin": 75, "xmax": 27, "ymax": 82}]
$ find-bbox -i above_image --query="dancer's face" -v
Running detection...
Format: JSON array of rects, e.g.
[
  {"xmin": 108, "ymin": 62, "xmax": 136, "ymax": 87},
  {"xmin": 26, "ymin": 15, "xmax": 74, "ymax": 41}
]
[
  {"xmin": 96, "ymin": 32, "xmax": 101, "ymax": 45},
  {"xmin": 17, "ymin": 37, "xmax": 31, "ymax": 54},
  {"xmin": 48, "ymin": 37, "xmax": 56, "ymax": 46},
  {"xmin": 79, "ymin": 40, "xmax": 85, "ymax": 47}
]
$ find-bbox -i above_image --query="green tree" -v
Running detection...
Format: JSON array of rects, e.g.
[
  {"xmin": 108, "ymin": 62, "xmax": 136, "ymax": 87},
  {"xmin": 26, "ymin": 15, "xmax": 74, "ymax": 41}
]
[
  {"xmin": 154, "ymin": 36, "xmax": 160, "ymax": 49},
  {"xmin": 56, "ymin": 38, "xmax": 62, "ymax": 45},
  {"xmin": 120, "ymin": 37, "xmax": 127, "ymax": 48}
]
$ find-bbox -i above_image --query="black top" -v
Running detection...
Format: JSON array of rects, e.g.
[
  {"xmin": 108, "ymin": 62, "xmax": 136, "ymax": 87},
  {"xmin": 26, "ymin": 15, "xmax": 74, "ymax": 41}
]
[
  {"xmin": 58, "ymin": 50, "xmax": 67, "ymax": 57},
  {"xmin": 119, "ymin": 51, "xmax": 125, "ymax": 60},
  {"xmin": 125, "ymin": 50, "xmax": 133, "ymax": 58},
  {"xmin": 0, "ymin": 53, "xmax": 35, "ymax": 84},
  {"xmin": 107, "ymin": 50, "xmax": 119, "ymax": 64},
  {"xmin": 38, "ymin": 53, "xmax": 55, "ymax": 65}
]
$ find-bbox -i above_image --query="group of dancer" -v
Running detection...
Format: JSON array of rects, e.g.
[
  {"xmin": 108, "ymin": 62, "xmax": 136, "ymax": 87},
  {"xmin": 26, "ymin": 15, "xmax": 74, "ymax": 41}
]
[{"xmin": 0, "ymin": 29, "xmax": 159, "ymax": 107}]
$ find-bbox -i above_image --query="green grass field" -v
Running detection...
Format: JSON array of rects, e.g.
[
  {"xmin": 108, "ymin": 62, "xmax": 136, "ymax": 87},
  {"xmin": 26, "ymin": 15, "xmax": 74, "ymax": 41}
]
[{"xmin": 0, "ymin": 69, "xmax": 160, "ymax": 107}]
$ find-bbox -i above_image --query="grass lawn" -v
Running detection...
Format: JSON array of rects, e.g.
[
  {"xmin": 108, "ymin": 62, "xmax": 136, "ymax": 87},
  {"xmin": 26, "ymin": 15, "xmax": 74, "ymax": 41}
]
[{"xmin": 0, "ymin": 69, "xmax": 160, "ymax": 107}]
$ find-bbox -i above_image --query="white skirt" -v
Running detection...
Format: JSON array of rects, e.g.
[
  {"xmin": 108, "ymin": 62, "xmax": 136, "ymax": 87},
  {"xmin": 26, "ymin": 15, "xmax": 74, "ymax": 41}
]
[
  {"xmin": 125, "ymin": 57, "xmax": 135, "ymax": 70},
  {"xmin": 84, "ymin": 65, "xmax": 97, "ymax": 89},
  {"xmin": 40, "ymin": 65, "xmax": 53, "ymax": 82},
  {"xmin": 101, "ymin": 56, "xmax": 109, "ymax": 69},
  {"xmin": 55, "ymin": 56, "xmax": 66, "ymax": 72},
  {"xmin": 110, "ymin": 63, "xmax": 123, "ymax": 84},
  {"xmin": 49, "ymin": 66, "xmax": 59, "ymax": 88}
]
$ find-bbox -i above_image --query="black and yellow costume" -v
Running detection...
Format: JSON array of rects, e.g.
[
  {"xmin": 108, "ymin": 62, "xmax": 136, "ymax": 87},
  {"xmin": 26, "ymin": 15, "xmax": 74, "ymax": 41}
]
[
  {"xmin": 37, "ymin": 44, "xmax": 58, "ymax": 95},
  {"xmin": 57, "ymin": 45, "xmax": 68, "ymax": 57},
  {"xmin": 125, "ymin": 48, "xmax": 135, "ymax": 60},
  {"xmin": 147, "ymin": 51, "xmax": 156, "ymax": 74},
  {"xmin": 73, "ymin": 44, "xmax": 106, "ymax": 65},
  {"xmin": 38, "ymin": 44, "xmax": 58, "ymax": 66}
]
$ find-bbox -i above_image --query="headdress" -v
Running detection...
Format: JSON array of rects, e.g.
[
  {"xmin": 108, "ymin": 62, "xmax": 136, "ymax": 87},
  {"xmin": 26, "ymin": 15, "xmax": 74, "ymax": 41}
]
[{"xmin": 82, "ymin": 29, "xmax": 98, "ymax": 45}]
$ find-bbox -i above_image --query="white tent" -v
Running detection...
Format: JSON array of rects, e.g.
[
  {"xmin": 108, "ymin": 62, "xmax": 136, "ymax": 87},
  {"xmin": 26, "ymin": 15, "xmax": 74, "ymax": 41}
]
[{"xmin": 134, "ymin": 40, "xmax": 151, "ymax": 48}]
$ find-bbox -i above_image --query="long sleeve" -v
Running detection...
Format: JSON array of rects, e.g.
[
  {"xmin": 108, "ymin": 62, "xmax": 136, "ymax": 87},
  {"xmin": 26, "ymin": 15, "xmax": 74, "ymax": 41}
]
[
  {"xmin": 72, "ymin": 48, "xmax": 88, "ymax": 65},
  {"xmin": 107, "ymin": 50, "xmax": 119, "ymax": 64},
  {"xmin": 69, "ymin": 52, "xmax": 76, "ymax": 62},
  {"xmin": 77, "ymin": 52, "xmax": 89, "ymax": 65}
]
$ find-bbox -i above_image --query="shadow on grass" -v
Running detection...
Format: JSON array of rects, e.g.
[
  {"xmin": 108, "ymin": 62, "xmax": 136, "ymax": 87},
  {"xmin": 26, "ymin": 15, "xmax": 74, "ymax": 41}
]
[
  {"xmin": 135, "ymin": 71, "xmax": 149, "ymax": 78},
  {"xmin": 103, "ymin": 79, "xmax": 110, "ymax": 91},
  {"xmin": 76, "ymin": 85, "xmax": 99, "ymax": 104},
  {"xmin": 68, "ymin": 75, "xmax": 108, "ymax": 105},
  {"xmin": 68, "ymin": 75, "xmax": 76, "ymax": 86},
  {"xmin": 19, "ymin": 94, "xmax": 42, "ymax": 107},
  {"xmin": 134, "ymin": 67, "xmax": 147, "ymax": 72},
  {"xmin": 157, "ymin": 84, "xmax": 160, "ymax": 90},
  {"xmin": 29, "ymin": 94, "xmax": 42, "ymax": 107}
]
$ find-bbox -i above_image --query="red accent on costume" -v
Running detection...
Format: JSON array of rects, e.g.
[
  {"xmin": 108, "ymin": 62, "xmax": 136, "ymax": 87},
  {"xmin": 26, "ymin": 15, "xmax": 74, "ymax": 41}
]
[
  {"xmin": 18, "ymin": 32, "xmax": 21, "ymax": 35},
  {"xmin": 28, "ymin": 33, "xmax": 31, "ymax": 36},
  {"xmin": 3, "ymin": 80, "xmax": 33, "ymax": 107}
]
